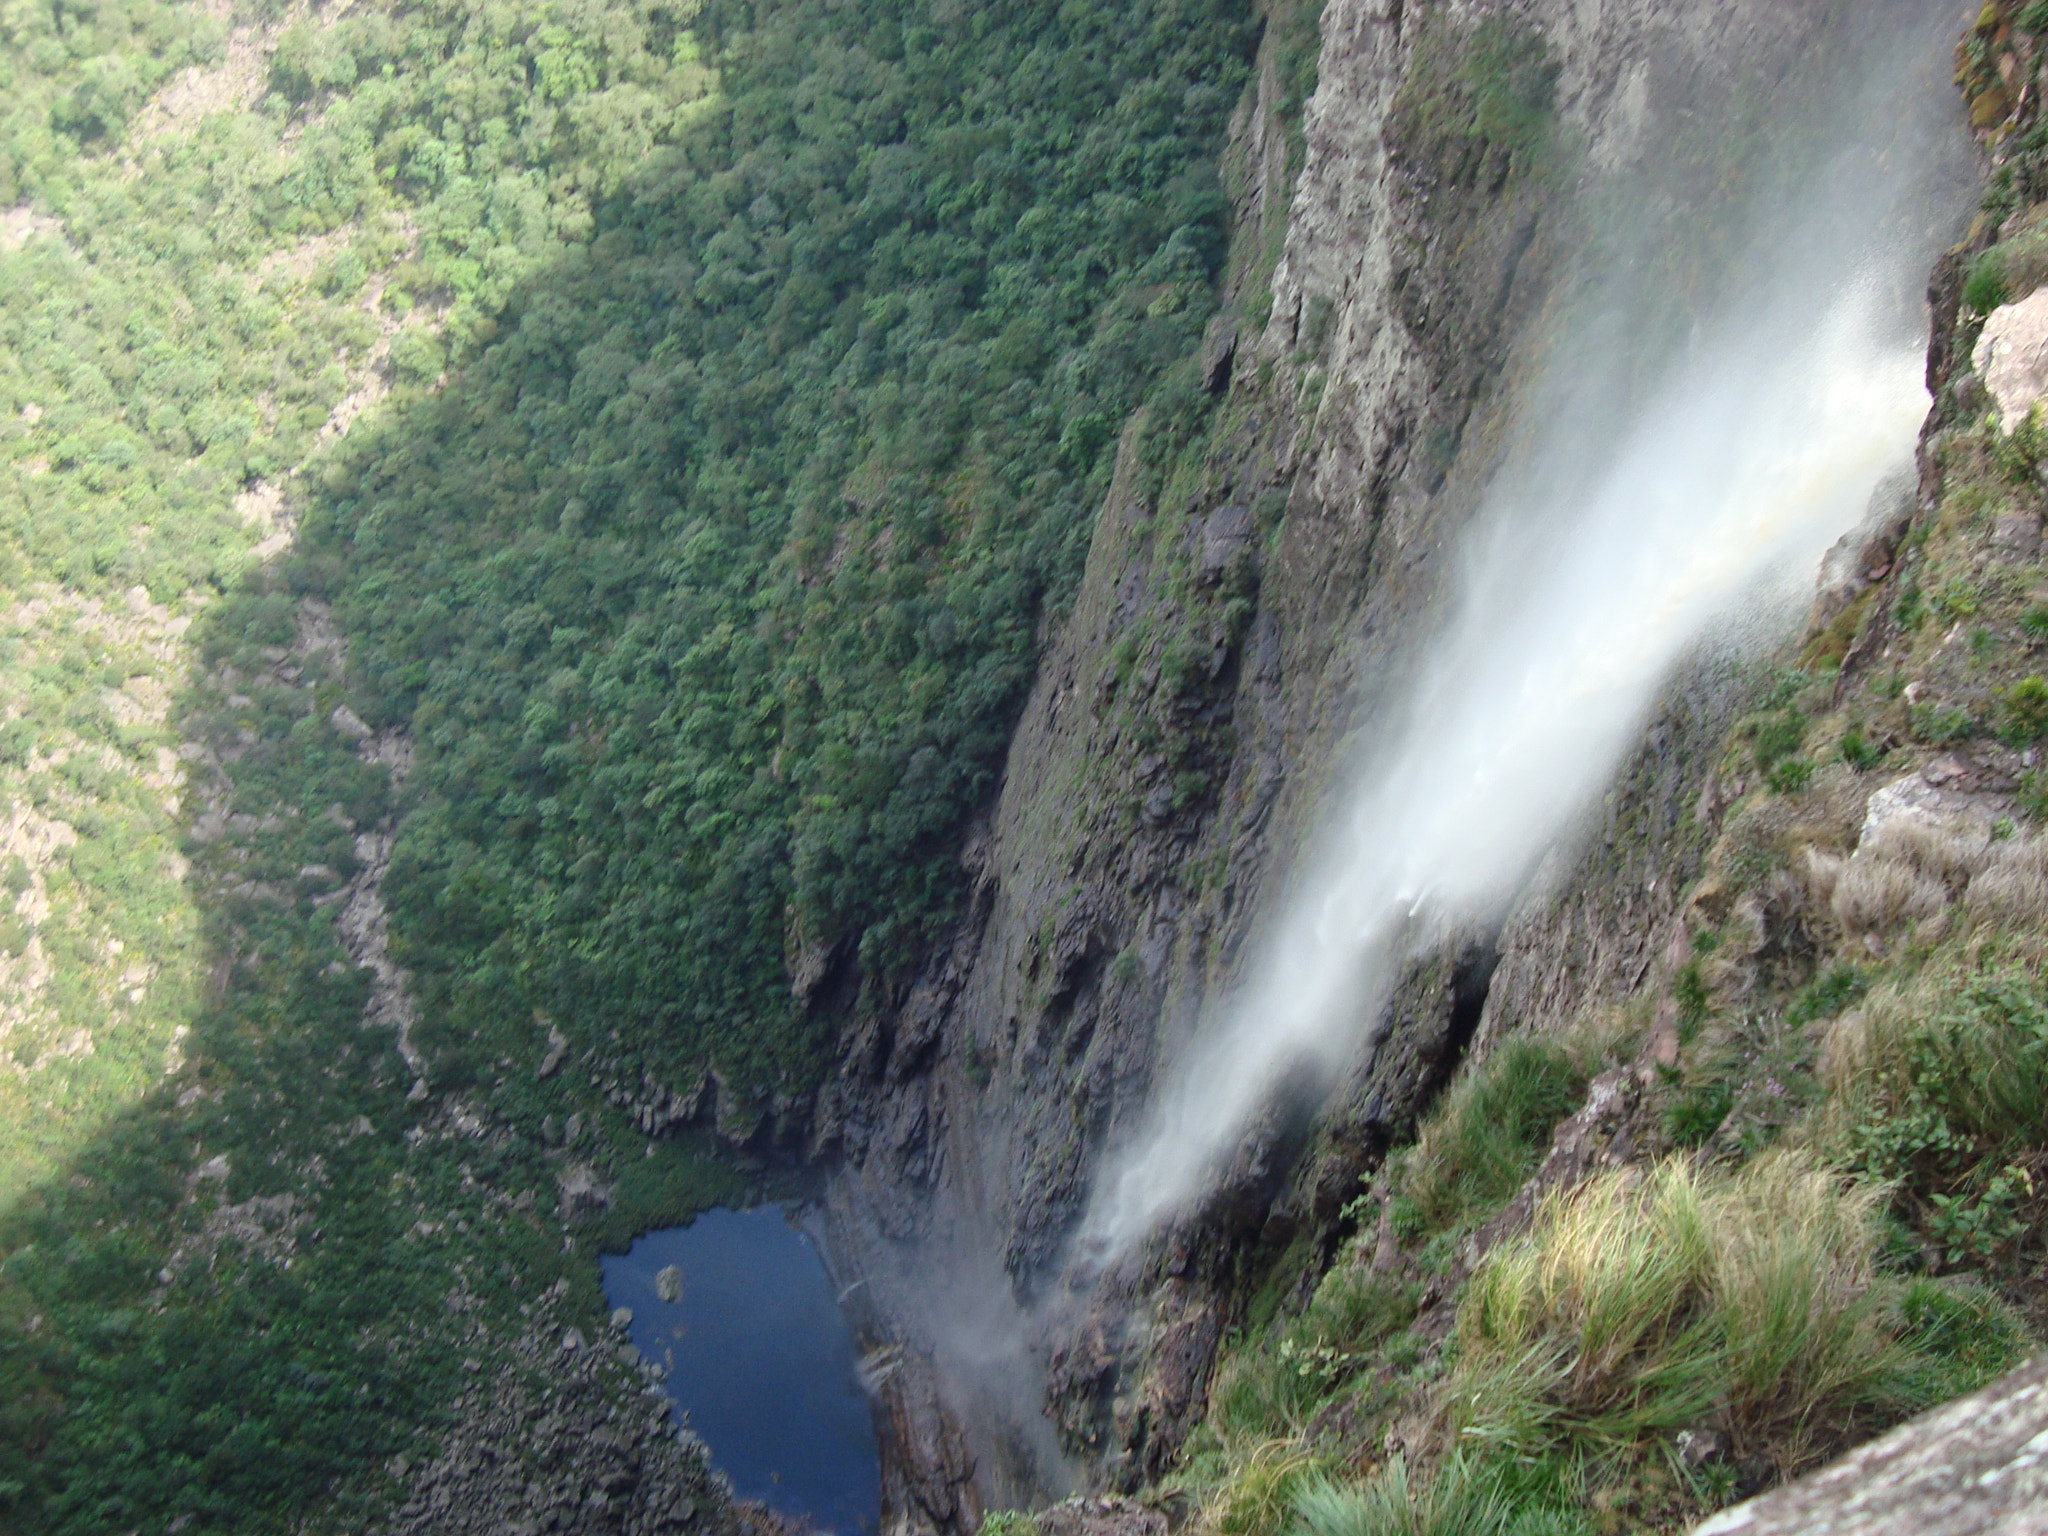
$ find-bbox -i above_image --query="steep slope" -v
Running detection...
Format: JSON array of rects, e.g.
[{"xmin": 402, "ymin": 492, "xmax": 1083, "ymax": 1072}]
[
  {"xmin": 0, "ymin": 0, "xmax": 1266, "ymax": 1528},
  {"xmin": 815, "ymin": 0, "xmax": 1989, "ymax": 1526}
]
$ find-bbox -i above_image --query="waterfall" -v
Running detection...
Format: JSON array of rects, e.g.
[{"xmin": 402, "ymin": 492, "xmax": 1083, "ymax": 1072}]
[{"xmin": 1076, "ymin": 4, "xmax": 1972, "ymax": 1266}]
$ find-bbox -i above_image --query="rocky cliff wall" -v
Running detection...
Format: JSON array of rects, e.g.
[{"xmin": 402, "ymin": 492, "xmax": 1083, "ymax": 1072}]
[{"xmin": 817, "ymin": 1, "xmax": 1971, "ymax": 1526}]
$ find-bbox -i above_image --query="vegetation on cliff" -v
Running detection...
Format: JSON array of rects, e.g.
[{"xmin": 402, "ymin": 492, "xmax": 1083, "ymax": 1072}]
[
  {"xmin": 0, "ymin": 0, "xmax": 1262, "ymax": 1525},
  {"xmin": 1038, "ymin": 6, "xmax": 2048, "ymax": 1536}
]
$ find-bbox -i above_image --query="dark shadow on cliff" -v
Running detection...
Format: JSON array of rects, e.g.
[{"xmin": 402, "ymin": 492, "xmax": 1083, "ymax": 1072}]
[{"xmin": 0, "ymin": 0, "xmax": 1278, "ymax": 1528}]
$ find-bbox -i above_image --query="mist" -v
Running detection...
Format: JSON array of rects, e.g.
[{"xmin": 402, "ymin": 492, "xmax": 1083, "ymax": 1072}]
[{"xmin": 1074, "ymin": 4, "xmax": 1974, "ymax": 1265}]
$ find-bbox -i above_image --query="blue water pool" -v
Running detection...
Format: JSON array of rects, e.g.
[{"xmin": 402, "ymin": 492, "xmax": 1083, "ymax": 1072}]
[{"xmin": 600, "ymin": 1206, "xmax": 881, "ymax": 1534}]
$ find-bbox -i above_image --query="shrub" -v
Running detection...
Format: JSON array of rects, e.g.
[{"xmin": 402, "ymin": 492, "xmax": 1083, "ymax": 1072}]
[
  {"xmin": 1749, "ymin": 710, "xmax": 1806, "ymax": 772},
  {"xmin": 1663, "ymin": 1080, "xmax": 1733, "ymax": 1148},
  {"xmin": 1925, "ymin": 1165, "xmax": 2028, "ymax": 1269},
  {"xmin": 1447, "ymin": 1153, "xmax": 1981, "ymax": 1472},
  {"xmin": 1964, "ymin": 246, "xmax": 2008, "ymax": 314},
  {"xmin": 1839, "ymin": 728, "xmax": 1882, "ymax": 771},
  {"xmin": 1824, "ymin": 973, "xmax": 2048, "ymax": 1173},
  {"xmin": 2002, "ymin": 676, "xmax": 2048, "ymax": 746},
  {"xmin": 1403, "ymin": 1037, "xmax": 1587, "ymax": 1230},
  {"xmin": 1995, "ymin": 404, "xmax": 2048, "ymax": 485}
]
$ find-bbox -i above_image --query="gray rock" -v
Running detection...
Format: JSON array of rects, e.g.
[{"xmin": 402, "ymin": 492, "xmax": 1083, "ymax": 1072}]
[
  {"xmin": 1975, "ymin": 287, "xmax": 2048, "ymax": 433},
  {"xmin": 1677, "ymin": 1426, "xmax": 1730, "ymax": 1469},
  {"xmin": 1037, "ymin": 1496, "xmax": 1170, "ymax": 1536},
  {"xmin": 1692, "ymin": 1354, "xmax": 2048, "ymax": 1534},
  {"xmin": 1992, "ymin": 510, "xmax": 2042, "ymax": 561}
]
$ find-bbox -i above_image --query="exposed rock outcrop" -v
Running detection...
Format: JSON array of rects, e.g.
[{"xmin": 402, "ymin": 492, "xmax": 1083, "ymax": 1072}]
[
  {"xmin": 816, "ymin": 0, "xmax": 1947, "ymax": 1524},
  {"xmin": 1689, "ymin": 1354, "xmax": 2048, "ymax": 1536},
  {"xmin": 370, "ymin": 1279, "xmax": 746, "ymax": 1536}
]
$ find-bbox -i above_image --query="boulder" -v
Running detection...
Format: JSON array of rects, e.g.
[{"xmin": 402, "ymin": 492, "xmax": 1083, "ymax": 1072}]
[
  {"xmin": 1692, "ymin": 1354, "xmax": 2048, "ymax": 1534},
  {"xmin": 1973, "ymin": 286, "xmax": 2048, "ymax": 432}
]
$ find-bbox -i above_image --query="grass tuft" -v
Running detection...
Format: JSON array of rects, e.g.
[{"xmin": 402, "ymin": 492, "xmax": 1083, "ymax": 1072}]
[
  {"xmin": 1402, "ymin": 1037, "xmax": 1586, "ymax": 1232},
  {"xmin": 1210, "ymin": 1266, "xmax": 1419, "ymax": 1441},
  {"xmin": 1212, "ymin": 1439, "xmax": 1332, "ymax": 1536},
  {"xmin": 1446, "ymin": 1151, "xmax": 2008, "ymax": 1474},
  {"xmin": 1290, "ymin": 1454, "xmax": 1584, "ymax": 1536}
]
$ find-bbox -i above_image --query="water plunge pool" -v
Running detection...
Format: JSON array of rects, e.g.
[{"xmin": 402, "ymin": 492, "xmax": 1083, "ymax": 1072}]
[{"xmin": 601, "ymin": 1206, "xmax": 881, "ymax": 1534}]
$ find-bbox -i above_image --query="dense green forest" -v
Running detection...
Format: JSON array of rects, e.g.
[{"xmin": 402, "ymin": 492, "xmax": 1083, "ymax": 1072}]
[
  {"xmin": 0, "ymin": 0, "xmax": 1263, "ymax": 1525},
  {"xmin": 319, "ymin": 0, "xmax": 1255, "ymax": 1101}
]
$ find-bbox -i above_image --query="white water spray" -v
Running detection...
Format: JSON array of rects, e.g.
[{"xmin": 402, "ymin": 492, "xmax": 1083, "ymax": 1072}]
[{"xmin": 1081, "ymin": 246, "xmax": 1950, "ymax": 1260}]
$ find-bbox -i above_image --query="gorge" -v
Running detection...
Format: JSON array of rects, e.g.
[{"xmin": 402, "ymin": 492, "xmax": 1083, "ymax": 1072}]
[{"xmin": 2, "ymin": 0, "xmax": 2047, "ymax": 1533}]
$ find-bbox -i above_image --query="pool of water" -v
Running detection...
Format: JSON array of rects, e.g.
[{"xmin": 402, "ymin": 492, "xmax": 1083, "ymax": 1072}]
[{"xmin": 600, "ymin": 1206, "xmax": 881, "ymax": 1535}]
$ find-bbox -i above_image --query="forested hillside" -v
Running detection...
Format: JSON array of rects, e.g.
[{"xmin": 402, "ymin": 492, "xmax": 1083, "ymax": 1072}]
[
  {"xmin": 0, "ymin": 0, "xmax": 1262, "ymax": 1525},
  {"xmin": 314, "ymin": 0, "xmax": 1255, "ymax": 1102}
]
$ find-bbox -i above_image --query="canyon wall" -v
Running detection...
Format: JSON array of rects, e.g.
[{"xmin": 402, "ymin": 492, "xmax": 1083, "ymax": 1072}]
[{"xmin": 818, "ymin": 0, "xmax": 1976, "ymax": 1523}]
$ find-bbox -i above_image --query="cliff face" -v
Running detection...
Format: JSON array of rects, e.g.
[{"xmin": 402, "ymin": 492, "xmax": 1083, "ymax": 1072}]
[{"xmin": 819, "ymin": 1, "xmax": 1968, "ymax": 1525}]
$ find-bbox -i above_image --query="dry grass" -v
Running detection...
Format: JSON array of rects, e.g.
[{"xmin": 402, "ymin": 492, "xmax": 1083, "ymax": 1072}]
[
  {"xmin": 1448, "ymin": 1152, "xmax": 1915, "ymax": 1472},
  {"xmin": 1834, "ymin": 855, "xmax": 1948, "ymax": 934},
  {"xmin": 1863, "ymin": 815, "xmax": 1993, "ymax": 890},
  {"xmin": 1206, "ymin": 1438, "xmax": 1331, "ymax": 1536},
  {"xmin": 1805, "ymin": 814, "xmax": 2000, "ymax": 942},
  {"xmin": 1965, "ymin": 833, "xmax": 2048, "ymax": 931}
]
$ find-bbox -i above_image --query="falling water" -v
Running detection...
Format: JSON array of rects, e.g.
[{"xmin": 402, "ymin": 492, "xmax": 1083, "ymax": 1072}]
[{"xmin": 1076, "ymin": 5, "xmax": 1974, "ymax": 1264}]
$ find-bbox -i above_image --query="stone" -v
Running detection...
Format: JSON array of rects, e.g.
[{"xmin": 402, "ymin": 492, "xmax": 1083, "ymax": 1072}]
[
  {"xmin": 1197, "ymin": 502, "xmax": 1253, "ymax": 581},
  {"xmin": 1036, "ymin": 1496, "xmax": 1170, "ymax": 1536},
  {"xmin": 560, "ymin": 1328, "xmax": 583, "ymax": 1352},
  {"xmin": 1992, "ymin": 510, "xmax": 2042, "ymax": 561},
  {"xmin": 1974, "ymin": 285, "xmax": 2048, "ymax": 433},
  {"xmin": 1200, "ymin": 315, "xmax": 1237, "ymax": 394},
  {"xmin": 1691, "ymin": 1354, "xmax": 2048, "ymax": 1534},
  {"xmin": 538, "ymin": 1021, "xmax": 570, "ymax": 1079},
  {"xmin": 610, "ymin": 1306, "xmax": 633, "ymax": 1331},
  {"xmin": 1676, "ymin": 1426, "xmax": 1730, "ymax": 1469},
  {"xmin": 655, "ymin": 1264, "xmax": 683, "ymax": 1304}
]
